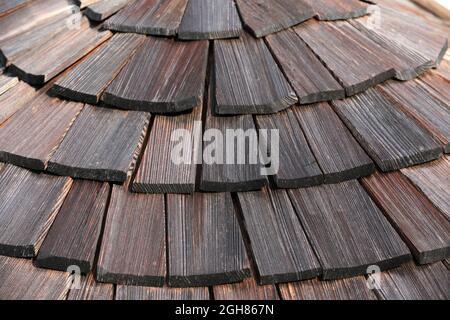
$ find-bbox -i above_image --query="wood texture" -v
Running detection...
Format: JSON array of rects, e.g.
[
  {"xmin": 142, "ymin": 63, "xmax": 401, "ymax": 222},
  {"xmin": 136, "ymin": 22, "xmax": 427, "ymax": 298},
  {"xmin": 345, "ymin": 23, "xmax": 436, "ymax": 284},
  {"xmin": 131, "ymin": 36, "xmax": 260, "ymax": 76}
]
[
  {"xmin": 309, "ymin": 0, "xmax": 370, "ymax": 20},
  {"xmin": 410, "ymin": 0, "xmax": 450, "ymax": 19},
  {"xmin": 372, "ymin": 262, "xmax": 450, "ymax": 300},
  {"xmin": 97, "ymin": 186, "xmax": 166, "ymax": 286},
  {"xmin": 85, "ymin": 0, "xmax": 131, "ymax": 21},
  {"xmin": 288, "ymin": 180, "xmax": 412, "ymax": 280},
  {"xmin": 417, "ymin": 72, "xmax": 450, "ymax": 105},
  {"xmin": 0, "ymin": 75, "xmax": 18, "ymax": 96},
  {"xmin": 401, "ymin": 157, "xmax": 450, "ymax": 221},
  {"xmin": 9, "ymin": 18, "xmax": 112, "ymax": 85},
  {"xmin": 116, "ymin": 285, "xmax": 209, "ymax": 300},
  {"xmin": 54, "ymin": 33, "xmax": 145, "ymax": 104},
  {"xmin": 265, "ymin": 29, "xmax": 344, "ymax": 104},
  {"xmin": 67, "ymin": 273, "xmax": 114, "ymax": 300},
  {"xmin": 215, "ymin": 33, "xmax": 297, "ymax": 115},
  {"xmin": 379, "ymin": 81, "xmax": 450, "ymax": 153},
  {"xmin": 362, "ymin": 171, "xmax": 450, "ymax": 264},
  {"xmin": 279, "ymin": 276, "xmax": 377, "ymax": 300},
  {"xmin": 178, "ymin": 0, "xmax": 242, "ymax": 40},
  {"xmin": 332, "ymin": 88, "xmax": 443, "ymax": 171},
  {"xmin": 349, "ymin": 20, "xmax": 433, "ymax": 80},
  {"xmin": 295, "ymin": 102, "xmax": 375, "ymax": 183},
  {"xmin": 103, "ymin": 37, "xmax": 208, "ymax": 113},
  {"xmin": 237, "ymin": 188, "xmax": 321, "ymax": 284},
  {"xmin": 0, "ymin": 256, "xmax": 70, "ymax": 300},
  {"xmin": 295, "ymin": 20, "xmax": 396, "ymax": 96},
  {"xmin": 201, "ymin": 80, "xmax": 266, "ymax": 192},
  {"xmin": 132, "ymin": 107, "xmax": 201, "ymax": 193},
  {"xmin": 235, "ymin": 0, "xmax": 315, "ymax": 38},
  {"xmin": 35, "ymin": 181, "xmax": 110, "ymax": 273},
  {"xmin": 0, "ymin": 0, "xmax": 76, "ymax": 43},
  {"xmin": 0, "ymin": 81, "xmax": 36, "ymax": 125},
  {"xmin": 0, "ymin": 92, "xmax": 84, "ymax": 171},
  {"xmin": 213, "ymin": 278, "xmax": 279, "ymax": 300},
  {"xmin": 104, "ymin": 0, "xmax": 189, "ymax": 36},
  {"xmin": 256, "ymin": 109, "xmax": 323, "ymax": 188},
  {"xmin": 75, "ymin": 0, "xmax": 102, "ymax": 9},
  {"xmin": 167, "ymin": 193, "xmax": 250, "ymax": 287},
  {"xmin": 0, "ymin": 165, "xmax": 72, "ymax": 257},
  {"xmin": 0, "ymin": 0, "xmax": 29, "ymax": 18},
  {"xmin": 48, "ymin": 105, "xmax": 150, "ymax": 183}
]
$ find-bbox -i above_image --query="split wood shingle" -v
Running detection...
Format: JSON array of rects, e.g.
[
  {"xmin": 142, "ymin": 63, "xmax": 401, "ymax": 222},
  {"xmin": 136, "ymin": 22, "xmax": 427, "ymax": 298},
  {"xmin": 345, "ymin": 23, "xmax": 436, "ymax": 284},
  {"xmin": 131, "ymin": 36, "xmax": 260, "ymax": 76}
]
[
  {"xmin": 237, "ymin": 188, "xmax": 321, "ymax": 284},
  {"xmin": 288, "ymin": 180, "xmax": 412, "ymax": 280},
  {"xmin": 310, "ymin": 0, "xmax": 370, "ymax": 20},
  {"xmin": 116, "ymin": 285, "xmax": 209, "ymax": 300},
  {"xmin": 85, "ymin": 0, "xmax": 131, "ymax": 22},
  {"xmin": 167, "ymin": 193, "xmax": 250, "ymax": 287},
  {"xmin": 0, "ymin": 81, "xmax": 36, "ymax": 125},
  {"xmin": 0, "ymin": 165, "xmax": 72, "ymax": 258},
  {"xmin": 67, "ymin": 273, "xmax": 114, "ymax": 300},
  {"xmin": 332, "ymin": 88, "xmax": 443, "ymax": 171},
  {"xmin": 97, "ymin": 186, "xmax": 166, "ymax": 286},
  {"xmin": 0, "ymin": 75, "xmax": 18, "ymax": 96},
  {"xmin": 48, "ymin": 105, "xmax": 150, "ymax": 183},
  {"xmin": 103, "ymin": 37, "xmax": 208, "ymax": 113},
  {"xmin": 213, "ymin": 278, "xmax": 279, "ymax": 300},
  {"xmin": 35, "ymin": 181, "xmax": 110, "ymax": 273}
]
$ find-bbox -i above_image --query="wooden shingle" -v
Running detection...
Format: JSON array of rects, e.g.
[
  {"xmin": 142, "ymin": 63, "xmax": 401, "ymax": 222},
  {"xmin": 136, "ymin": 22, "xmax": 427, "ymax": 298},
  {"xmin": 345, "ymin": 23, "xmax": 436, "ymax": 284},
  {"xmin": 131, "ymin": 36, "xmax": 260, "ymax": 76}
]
[
  {"xmin": 288, "ymin": 180, "xmax": 412, "ymax": 280},
  {"xmin": 85, "ymin": 0, "xmax": 131, "ymax": 21},
  {"xmin": 362, "ymin": 171, "xmax": 450, "ymax": 264},
  {"xmin": 237, "ymin": 188, "xmax": 321, "ymax": 284},
  {"xmin": 116, "ymin": 285, "xmax": 209, "ymax": 300},
  {"xmin": 36, "ymin": 181, "xmax": 110, "ymax": 273},
  {"xmin": 311, "ymin": 0, "xmax": 370, "ymax": 20},
  {"xmin": 167, "ymin": 193, "xmax": 250, "ymax": 287},
  {"xmin": 332, "ymin": 89, "xmax": 442, "ymax": 171},
  {"xmin": 0, "ymin": 75, "xmax": 18, "ymax": 96},
  {"xmin": 97, "ymin": 186, "xmax": 166, "ymax": 286},
  {"xmin": 48, "ymin": 105, "xmax": 150, "ymax": 183},
  {"xmin": 103, "ymin": 37, "xmax": 208, "ymax": 113},
  {"xmin": 215, "ymin": 33, "xmax": 297, "ymax": 115},
  {"xmin": 67, "ymin": 273, "xmax": 114, "ymax": 300},
  {"xmin": 0, "ymin": 81, "xmax": 36, "ymax": 125},
  {"xmin": 213, "ymin": 278, "xmax": 279, "ymax": 300},
  {"xmin": 178, "ymin": 0, "xmax": 242, "ymax": 40},
  {"xmin": 0, "ymin": 165, "xmax": 72, "ymax": 257}
]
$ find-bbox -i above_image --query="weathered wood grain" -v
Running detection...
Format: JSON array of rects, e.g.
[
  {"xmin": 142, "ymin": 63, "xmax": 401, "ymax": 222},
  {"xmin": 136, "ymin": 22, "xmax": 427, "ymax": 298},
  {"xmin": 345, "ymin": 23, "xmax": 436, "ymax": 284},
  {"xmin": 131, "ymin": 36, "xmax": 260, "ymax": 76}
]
[
  {"xmin": 235, "ymin": 0, "xmax": 315, "ymax": 38},
  {"xmin": 444, "ymin": 260, "xmax": 450, "ymax": 270},
  {"xmin": 0, "ymin": 256, "xmax": 70, "ymax": 300},
  {"xmin": 116, "ymin": 285, "xmax": 209, "ymax": 300},
  {"xmin": 362, "ymin": 171, "xmax": 450, "ymax": 264},
  {"xmin": 379, "ymin": 81, "xmax": 450, "ymax": 153},
  {"xmin": 104, "ymin": 0, "xmax": 189, "ymax": 36},
  {"xmin": 67, "ymin": 273, "xmax": 114, "ymax": 300},
  {"xmin": 401, "ymin": 157, "xmax": 450, "ymax": 221},
  {"xmin": 0, "ymin": 91, "xmax": 84, "ymax": 171},
  {"xmin": 0, "ymin": 165, "xmax": 72, "ymax": 258},
  {"xmin": 0, "ymin": 10, "xmax": 79, "ymax": 66},
  {"xmin": 215, "ymin": 33, "xmax": 297, "ymax": 115},
  {"xmin": 9, "ymin": 18, "xmax": 112, "ymax": 85},
  {"xmin": 309, "ymin": 0, "xmax": 370, "ymax": 20},
  {"xmin": 35, "ymin": 181, "xmax": 110, "ymax": 273},
  {"xmin": 350, "ymin": 19, "xmax": 433, "ymax": 80},
  {"xmin": 167, "ymin": 193, "xmax": 250, "ymax": 287},
  {"xmin": 417, "ymin": 72, "xmax": 450, "ymax": 105},
  {"xmin": 265, "ymin": 29, "xmax": 344, "ymax": 104},
  {"xmin": 0, "ymin": 75, "xmax": 18, "ymax": 96},
  {"xmin": 372, "ymin": 262, "xmax": 450, "ymax": 300},
  {"xmin": 366, "ymin": 6, "xmax": 448, "ymax": 66},
  {"xmin": 294, "ymin": 102, "xmax": 375, "ymax": 183},
  {"xmin": 288, "ymin": 180, "xmax": 412, "ymax": 280},
  {"xmin": 0, "ymin": 0, "xmax": 76, "ymax": 43},
  {"xmin": 279, "ymin": 276, "xmax": 377, "ymax": 300},
  {"xmin": 295, "ymin": 20, "xmax": 396, "ymax": 96},
  {"xmin": 48, "ymin": 105, "xmax": 150, "ymax": 183},
  {"xmin": 0, "ymin": 81, "xmax": 37, "ymax": 125},
  {"xmin": 54, "ymin": 33, "xmax": 145, "ymax": 104},
  {"xmin": 97, "ymin": 186, "xmax": 166, "ymax": 286},
  {"xmin": 132, "ymin": 107, "xmax": 201, "ymax": 193},
  {"xmin": 332, "ymin": 88, "xmax": 443, "ymax": 171},
  {"xmin": 75, "ymin": 0, "xmax": 102, "ymax": 9},
  {"xmin": 213, "ymin": 278, "xmax": 279, "ymax": 300},
  {"xmin": 103, "ymin": 37, "xmax": 208, "ymax": 113},
  {"xmin": 179, "ymin": 0, "xmax": 242, "ymax": 40},
  {"xmin": 85, "ymin": 0, "xmax": 131, "ymax": 21},
  {"xmin": 201, "ymin": 79, "xmax": 266, "ymax": 192},
  {"xmin": 237, "ymin": 188, "xmax": 321, "ymax": 284},
  {"xmin": 0, "ymin": 0, "xmax": 29, "ymax": 18},
  {"xmin": 256, "ymin": 109, "xmax": 323, "ymax": 188}
]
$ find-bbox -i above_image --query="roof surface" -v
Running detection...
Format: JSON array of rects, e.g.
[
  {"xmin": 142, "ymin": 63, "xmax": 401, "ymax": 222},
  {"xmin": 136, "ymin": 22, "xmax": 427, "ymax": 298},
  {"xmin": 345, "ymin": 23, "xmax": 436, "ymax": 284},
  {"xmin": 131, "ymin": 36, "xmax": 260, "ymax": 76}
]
[{"xmin": 0, "ymin": 0, "xmax": 449, "ymax": 300}]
